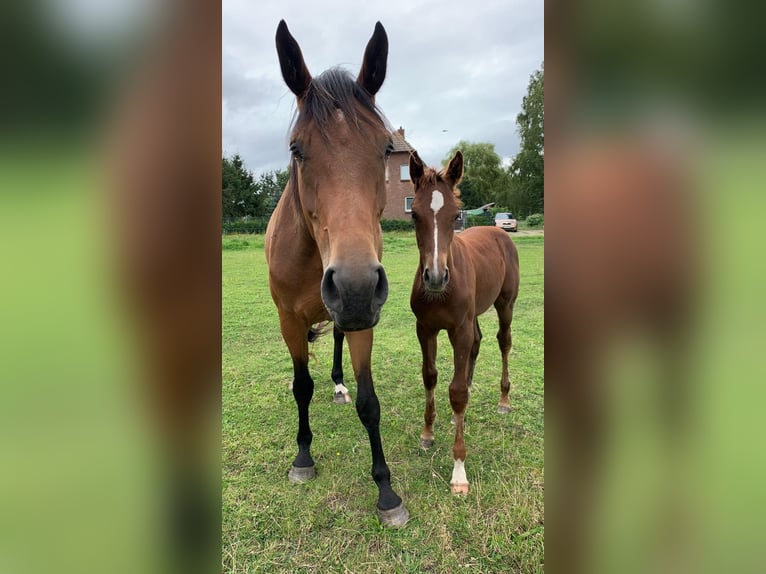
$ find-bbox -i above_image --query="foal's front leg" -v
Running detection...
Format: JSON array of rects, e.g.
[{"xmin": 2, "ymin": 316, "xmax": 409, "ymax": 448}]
[
  {"xmin": 346, "ymin": 330, "xmax": 409, "ymax": 527},
  {"xmin": 448, "ymin": 319, "xmax": 475, "ymax": 495},
  {"xmin": 416, "ymin": 321, "xmax": 439, "ymax": 449}
]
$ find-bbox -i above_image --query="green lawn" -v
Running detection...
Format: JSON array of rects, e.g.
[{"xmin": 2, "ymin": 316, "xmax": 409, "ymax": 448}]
[{"xmin": 222, "ymin": 232, "xmax": 544, "ymax": 573}]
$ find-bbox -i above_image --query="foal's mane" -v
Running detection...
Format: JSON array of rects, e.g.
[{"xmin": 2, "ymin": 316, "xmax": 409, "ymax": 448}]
[{"xmin": 414, "ymin": 164, "xmax": 463, "ymax": 207}]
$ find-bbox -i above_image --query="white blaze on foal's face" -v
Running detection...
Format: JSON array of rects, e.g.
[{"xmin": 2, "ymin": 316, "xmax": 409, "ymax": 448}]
[{"xmin": 430, "ymin": 189, "xmax": 444, "ymax": 274}]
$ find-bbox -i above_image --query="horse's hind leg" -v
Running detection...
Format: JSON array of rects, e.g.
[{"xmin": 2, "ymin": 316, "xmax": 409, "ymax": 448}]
[
  {"xmin": 495, "ymin": 301, "xmax": 514, "ymax": 414},
  {"xmin": 279, "ymin": 314, "xmax": 316, "ymax": 482},
  {"xmin": 331, "ymin": 326, "xmax": 351, "ymax": 404},
  {"xmin": 417, "ymin": 321, "xmax": 438, "ymax": 449},
  {"xmin": 346, "ymin": 329, "xmax": 409, "ymax": 527}
]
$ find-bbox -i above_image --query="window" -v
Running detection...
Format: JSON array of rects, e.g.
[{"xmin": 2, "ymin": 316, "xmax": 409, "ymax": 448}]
[
  {"xmin": 400, "ymin": 165, "xmax": 410, "ymax": 181},
  {"xmin": 404, "ymin": 197, "xmax": 414, "ymax": 213}
]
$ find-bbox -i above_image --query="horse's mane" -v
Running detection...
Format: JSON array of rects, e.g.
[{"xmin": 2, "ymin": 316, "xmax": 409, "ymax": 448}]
[{"xmin": 291, "ymin": 68, "xmax": 390, "ymax": 137}]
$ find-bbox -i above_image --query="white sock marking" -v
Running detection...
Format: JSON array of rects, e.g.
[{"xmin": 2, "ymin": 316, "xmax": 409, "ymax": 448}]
[
  {"xmin": 334, "ymin": 383, "xmax": 349, "ymax": 395},
  {"xmin": 451, "ymin": 458, "xmax": 468, "ymax": 485},
  {"xmin": 430, "ymin": 190, "xmax": 444, "ymax": 275}
]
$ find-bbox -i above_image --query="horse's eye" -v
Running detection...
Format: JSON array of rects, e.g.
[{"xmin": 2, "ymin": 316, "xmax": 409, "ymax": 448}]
[
  {"xmin": 289, "ymin": 142, "xmax": 304, "ymax": 161},
  {"xmin": 454, "ymin": 213, "xmax": 461, "ymax": 221},
  {"xmin": 385, "ymin": 142, "xmax": 394, "ymax": 158}
]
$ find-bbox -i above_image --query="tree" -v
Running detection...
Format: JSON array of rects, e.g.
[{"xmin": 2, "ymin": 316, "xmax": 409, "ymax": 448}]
[
  {"xmin": 442, "ymin": 141, "xmax": 509, "ymax": 209},
  {"xmin": 222, "ymin": 154, "xmax": 262, "ymax": 219},
  {"xmin": 508, "ymin": 63, "xmax": 544, "ymax": 216},
  {"xmin": 255, "ymin": 168, "xmax": 290, "ymax": 216}
]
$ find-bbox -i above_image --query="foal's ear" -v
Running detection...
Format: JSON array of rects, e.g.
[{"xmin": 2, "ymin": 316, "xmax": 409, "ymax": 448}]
[
  {"xmin": 446, "ymin": 151, "xmax": 464, "ymax": 185},
  {"xmin": 276, "ymin": 20, "xmax": 312, "ymax": 98},
  {"xmin": 357, "ymin": 22, "xmax": 388, "ymax": 97},
  {"xmin": 409, "ymin": 151, "xmax": 425, "ymax": 184}
]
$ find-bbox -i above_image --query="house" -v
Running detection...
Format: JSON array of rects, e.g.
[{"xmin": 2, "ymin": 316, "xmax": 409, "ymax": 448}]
[{"xmin": 383, "ymin": 127, "xmax": 416, "ymax": 220}]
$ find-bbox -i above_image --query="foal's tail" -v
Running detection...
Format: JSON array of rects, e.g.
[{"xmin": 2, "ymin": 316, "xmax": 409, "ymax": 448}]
[{"xmin": 307, "ymin": 321, "xmax": 332, "ymax": 342}]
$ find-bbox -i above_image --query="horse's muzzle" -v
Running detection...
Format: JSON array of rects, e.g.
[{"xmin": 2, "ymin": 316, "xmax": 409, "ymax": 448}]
[
  {"xmin": 423, "ymin": 266, "xmax": 450, "ymax": 293},
  {"xmin": 321, "ymin": 263, "xmax": 389, "ymax": 331}
]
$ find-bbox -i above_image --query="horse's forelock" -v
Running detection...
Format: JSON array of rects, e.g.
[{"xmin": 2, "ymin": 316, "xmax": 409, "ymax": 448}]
[
  {"xmin": 416, "ymin": 167, "xmax": 463, "ymax": 207},
  {"xmin": 291, "ymin": 68, "xmax": 389, "ymax": 138}
]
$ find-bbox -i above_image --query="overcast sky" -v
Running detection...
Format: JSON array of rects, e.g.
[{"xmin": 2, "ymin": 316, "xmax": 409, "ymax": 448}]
[{"xmin": 223, "ymin": 0, "xmax": 543, "ymax": 176}]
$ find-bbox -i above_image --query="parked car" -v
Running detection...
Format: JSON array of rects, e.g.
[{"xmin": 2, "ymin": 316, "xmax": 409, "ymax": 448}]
[{"xmin": 494, "ymin": 212, "xmax": 518, "ymax": 232}]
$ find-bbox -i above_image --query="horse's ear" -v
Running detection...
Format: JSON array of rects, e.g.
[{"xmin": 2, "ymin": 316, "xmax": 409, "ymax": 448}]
[
  {"xmin": 276, "ymin": 20, "xmax": 312, "ymax": 98},
  {"xmin": 446, "ymin": 151, "xmax": 464, "ymax": 185},
  {"xmin": 357, "ymin": 22, "xmax": 388, "ymax": 97},
  {"xmin": 409, "ymin": 151, "xmax": 425, "ymax": 185}
]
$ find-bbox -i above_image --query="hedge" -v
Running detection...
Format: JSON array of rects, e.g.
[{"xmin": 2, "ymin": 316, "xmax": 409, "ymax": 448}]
[
  {"xmin": 222, "ymin": 217, "xmax": 270, "ymax": 234},
  {"xmin": 223, "ymin": 217, "xmax": 415, "ymax": 234}
]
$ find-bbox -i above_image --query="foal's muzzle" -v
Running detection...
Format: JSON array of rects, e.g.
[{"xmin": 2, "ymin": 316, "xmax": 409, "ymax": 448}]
[
  {"xmin": 321, "ymin": 263, "xmax": 389, "ymax": 331},
  {"xmin": 423, "ymin": 267, "xmax": 450, "ymax": 293}
]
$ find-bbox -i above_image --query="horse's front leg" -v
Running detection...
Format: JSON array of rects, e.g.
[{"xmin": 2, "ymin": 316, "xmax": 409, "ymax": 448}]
[
  {"xmin": 447, "ymin": 319, "xmax": 475, "ymax": 495},
  {"xmin": 331, "ymin": 325, "xmax": 351, "ymax": 404},
  {"xmin": 346, "ymin": 329, "xmax": 409, "ymax": 527},
  {"xmin": 416, "ymin": 321, "xmax": 439, "ymax": 449},
  {"xmin": 278, "ymin": 313, "xmax": 316, "ymax": 482}
]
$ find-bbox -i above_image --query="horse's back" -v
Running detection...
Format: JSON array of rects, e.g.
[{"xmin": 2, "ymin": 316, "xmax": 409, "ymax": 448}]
[{"xmin": 457, "ymin": 226, "xmax": 519, "ymax": 309}]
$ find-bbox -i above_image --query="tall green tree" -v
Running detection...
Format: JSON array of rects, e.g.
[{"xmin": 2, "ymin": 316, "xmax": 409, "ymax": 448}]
[
  {"xmin": 255, "ymin": 168, "xmax": 290, "ymax": 215},
  {"xmin": 508, "ymin": 63, "xmax": 544, "ymax": 216},
  {"xmin": 442, "ymin": 141, "xmax": 509, "ymax": 209},
  {"xmin": 222, "ymin": 154, "xmax": 262, "ymax": 219}
]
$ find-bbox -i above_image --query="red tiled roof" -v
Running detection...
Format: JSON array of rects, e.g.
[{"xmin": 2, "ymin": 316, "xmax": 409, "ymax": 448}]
[{"xmin": 391, "ymin": 128, "xmax": 414, "ymax": 153}]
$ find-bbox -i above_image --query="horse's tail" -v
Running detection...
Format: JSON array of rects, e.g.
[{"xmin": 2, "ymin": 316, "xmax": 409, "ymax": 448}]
[{"xmin": 307, "ymin": 321, "xmax": 332, "ymax": 342}]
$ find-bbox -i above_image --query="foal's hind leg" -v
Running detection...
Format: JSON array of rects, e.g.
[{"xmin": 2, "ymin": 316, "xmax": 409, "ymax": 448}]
[
  {"xmin": 331, "ymin": 326, "xmax": 351, "ymax": 404},
  {"xmin": 495, "ymin": 301, "xmax": 514, "ymax": 414},
  {"xmin": 279, "ymin": 314, "xmax": 316, "ymax": 482}
]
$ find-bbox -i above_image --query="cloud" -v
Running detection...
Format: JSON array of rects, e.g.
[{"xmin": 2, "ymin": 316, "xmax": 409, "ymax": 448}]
[{"xmin": 223, "ymin": 0, "xmax": 543, "ymax": 174}]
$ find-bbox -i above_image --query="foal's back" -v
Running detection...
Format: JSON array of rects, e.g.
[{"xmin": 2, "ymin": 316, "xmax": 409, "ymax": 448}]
[{"xmin": 454, "ymin": 226, "xmax": 519, "ymax": 313}]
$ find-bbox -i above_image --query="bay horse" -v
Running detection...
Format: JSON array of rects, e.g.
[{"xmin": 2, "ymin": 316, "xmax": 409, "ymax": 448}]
[
  {"xmin": 408, "ymin": 150, "xmax": 520, "ymax": 495},
  {"xmin": 264, "ymin": 20, "xmax": 408, "ymax": 527}
]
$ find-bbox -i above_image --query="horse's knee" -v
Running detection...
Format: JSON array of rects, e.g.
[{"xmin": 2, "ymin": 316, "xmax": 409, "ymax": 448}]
[
  {"xmin": 496, "ymin": 329, "xmax": 511, "ymax": 351},
  {"xmin": 355, "ymin": 391, "xmax": 381, "ymax": 428},
  {"xmin": 448, "ymin": 381, "xmax": 469, "ymax": 413},
  {"xmin": 423, "ymin": 366, "xmax": 438, "ymax": 389}
]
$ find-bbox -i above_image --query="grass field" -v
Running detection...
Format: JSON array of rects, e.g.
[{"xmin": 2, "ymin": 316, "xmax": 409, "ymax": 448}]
[{"xmin": 222, "ymin": 232, "xmax": 544, "ymax": 573}]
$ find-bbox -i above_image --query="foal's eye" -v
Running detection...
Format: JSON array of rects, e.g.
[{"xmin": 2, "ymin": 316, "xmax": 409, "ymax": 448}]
[
  {"xmin": 289, "ymin": 142, "xmax": 304, "ymax": 161},
  {"xmin": 385, "ymin": 142, "xmax": 394, "ymax": 158}
]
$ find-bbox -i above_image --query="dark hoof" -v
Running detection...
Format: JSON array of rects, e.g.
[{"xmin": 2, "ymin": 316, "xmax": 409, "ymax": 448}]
[
  {"xmin": 420, "ymin": 438, "xmax": 434, "ymax": 449},
  {"xmin": 378, "ymin": 503, "xmax": 409, "ymax": 528},
  {"xmin": 288, "ymin": 465, "xmax": 316, "ymax": 483},
  {"xmin": 497, "ymin": 405, "xmax": 511, "ymax": 414},
  {"xmin": 333, "ymin": 391, "xmax": 351, "ymax": 405}
]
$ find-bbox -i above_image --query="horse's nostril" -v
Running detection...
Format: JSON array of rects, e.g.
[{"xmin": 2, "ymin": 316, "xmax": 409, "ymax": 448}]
[
  {"xmin": 423, "ymin": 268, "xmax": 431, "ymax": 283},
  {"xmin": 373, "ymin": 265, "xmax": 389, "ymax": 307},
  {"xmin": 444, "ymin": 268, "xmax": 450, "ymax": 284},
  {"xmin": 321, "ymin": 267, "xmax": 343, "ymax": 312}
]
